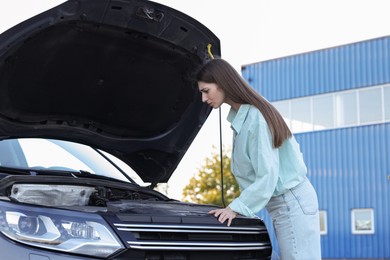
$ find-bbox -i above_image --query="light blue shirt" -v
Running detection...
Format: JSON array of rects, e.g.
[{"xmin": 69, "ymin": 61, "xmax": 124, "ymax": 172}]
[{"xmin": 227, "ymin": 104, "xmax": 307, "ymax": 218}]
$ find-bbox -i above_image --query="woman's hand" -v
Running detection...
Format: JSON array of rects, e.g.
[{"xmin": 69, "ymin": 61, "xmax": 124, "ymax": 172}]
[{"xmin": 208, "ymin": 207, "xmax": 237, "ymax": 226}]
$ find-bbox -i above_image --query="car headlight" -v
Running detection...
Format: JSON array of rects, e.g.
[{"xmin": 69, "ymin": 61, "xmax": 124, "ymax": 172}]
[{"xmin": 0, "ymin": 201, "xmax": 124, "ymax": 258}]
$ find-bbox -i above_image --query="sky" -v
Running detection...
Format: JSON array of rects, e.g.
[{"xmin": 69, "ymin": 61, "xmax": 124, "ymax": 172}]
[{"xmin": 1, "ymin": 0, "xmax": 390, "ymax": 199}]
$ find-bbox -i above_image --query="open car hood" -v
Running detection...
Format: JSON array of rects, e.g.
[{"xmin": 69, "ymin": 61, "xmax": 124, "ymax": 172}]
[{"xmin": 0, "ymin": 0, "xmax": 220, "ymax": 185}]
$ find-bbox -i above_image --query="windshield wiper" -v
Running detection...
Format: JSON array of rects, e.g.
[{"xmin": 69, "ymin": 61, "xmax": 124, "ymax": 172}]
[
  {"xmin": 0, "ymin": 166, "xmax": 80, "ymax": 177},
  {"xmin": 0, "ymin": 166, "xmax": 31, "ymax": 175},
  {"xmin": 70, "ymin": 170, "xmax": 132, "ymax": 184},
  {"xmin": 93, "ymin": 148, "xmax": 136, "ymax": 184},
  {"xmin": 0, "ymin": 166, "xmax": 132, "ymax": 185}
]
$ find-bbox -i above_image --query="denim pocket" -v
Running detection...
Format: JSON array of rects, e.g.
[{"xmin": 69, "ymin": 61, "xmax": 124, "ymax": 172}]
[{"xmin": 290, "ymin": 180, "xmax": 318, "ymax": 215}]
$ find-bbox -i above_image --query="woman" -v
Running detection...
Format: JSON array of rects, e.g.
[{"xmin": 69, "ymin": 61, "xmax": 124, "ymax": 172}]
[{"xmin": 196, "ymin": 58, "xmax": 321, "ymax": 260}]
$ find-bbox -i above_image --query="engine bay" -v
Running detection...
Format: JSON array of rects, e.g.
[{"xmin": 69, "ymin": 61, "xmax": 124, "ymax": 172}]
[{"xmin": 0, "ymin": 175, "xmax": 167, "ymax": 209}]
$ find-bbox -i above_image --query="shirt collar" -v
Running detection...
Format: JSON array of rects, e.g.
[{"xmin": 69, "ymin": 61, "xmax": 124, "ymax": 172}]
[{"xmin": 227, "ymin": 104, "xmax": 251, "ymax": 134}]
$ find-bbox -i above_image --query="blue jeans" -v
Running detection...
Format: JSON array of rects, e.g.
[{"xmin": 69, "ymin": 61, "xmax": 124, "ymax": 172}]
[{"xmin": 266, "ymin": 177, "xmax": 321, "ymax": 260}]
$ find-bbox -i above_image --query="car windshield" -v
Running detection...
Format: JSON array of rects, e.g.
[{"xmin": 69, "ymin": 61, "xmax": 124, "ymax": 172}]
[{"xmin": 0, "ymin": 138, "xmax": 148, "ymax": 186}]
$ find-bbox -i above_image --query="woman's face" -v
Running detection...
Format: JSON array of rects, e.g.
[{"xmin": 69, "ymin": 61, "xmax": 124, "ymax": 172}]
[{"xmin": 198, "ymin": 81, "xmax": 226, "ymax": 109}]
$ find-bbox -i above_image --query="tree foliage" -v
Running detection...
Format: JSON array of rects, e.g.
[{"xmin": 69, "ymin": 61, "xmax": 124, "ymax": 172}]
[{"xmin": 182, "ymin": 146, "xmax": 240, "ymax": 207}]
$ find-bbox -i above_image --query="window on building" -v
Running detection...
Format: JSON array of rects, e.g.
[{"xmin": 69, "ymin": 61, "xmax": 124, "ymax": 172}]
[
  {"xmin": 359, "ymin": 88, "xmax": 382, "ymax": 124},
  {"xmin": 335, "ymin": 91, "xmax": 357, "ymax": 127},
  {"xmin": 291, "ymin": 98, "xmax": 312, "ymax": 132},
  {"xmin": 351, "ymin": 208, "xmax": 375, "ymax": 235},
  {"xmin": 313, "ymin": 95, "xmax": 334, "ymax": 130},
  {"xmin": 384, "ymin": 85, "xmax": 390, "ymax": 121},
  {"xmin": 273, "ymin": 101, "xmax": 290, "ymax": 126},
  {"xmin": 319, "ymin": 210, "xmax": 327, "ymax": 235},
  {"xmin": 272, "ymin": 84, "xmax": 389, "ymax": 133}
]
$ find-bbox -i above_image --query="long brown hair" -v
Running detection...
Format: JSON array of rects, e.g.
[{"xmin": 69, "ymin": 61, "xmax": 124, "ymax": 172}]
[{"xmin": 196, "ymin": 58, "xmax": 291, "ymax": 148}]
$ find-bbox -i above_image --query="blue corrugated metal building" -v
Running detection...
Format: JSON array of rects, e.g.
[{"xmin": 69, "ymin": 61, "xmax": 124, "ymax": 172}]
[{"xmin": 244, "ymin": 36, "xmax": 390, "ymax": 259}]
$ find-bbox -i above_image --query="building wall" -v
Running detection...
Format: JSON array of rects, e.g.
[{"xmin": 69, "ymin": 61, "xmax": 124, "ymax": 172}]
[
  {"xmin": 242, "ymin": 36, "xmax": 390, "ymax": 101},
  {"xmin": 295, "ymin": 124, "xmax": 390, "ymax": 258},
  {"xmin": 245, "ymin": 36, "xmax": 390, "ymax": 259}
]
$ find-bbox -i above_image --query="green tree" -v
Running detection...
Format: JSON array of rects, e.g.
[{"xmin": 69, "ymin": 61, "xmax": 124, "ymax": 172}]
[{"xmin": 182, "ymin": 146, "xmax": 240, "ymax": 207}]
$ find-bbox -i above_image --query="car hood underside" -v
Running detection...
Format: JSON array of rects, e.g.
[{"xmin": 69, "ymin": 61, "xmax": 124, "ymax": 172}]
[{"xmin": 0, "ymin": 0, "xmax": 221, "ymax": 185}]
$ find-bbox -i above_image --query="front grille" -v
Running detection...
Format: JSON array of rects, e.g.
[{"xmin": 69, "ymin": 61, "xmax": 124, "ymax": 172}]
[{"xmin": 113, "ymin": 223, "xmax": 271, "ymax": 251}]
